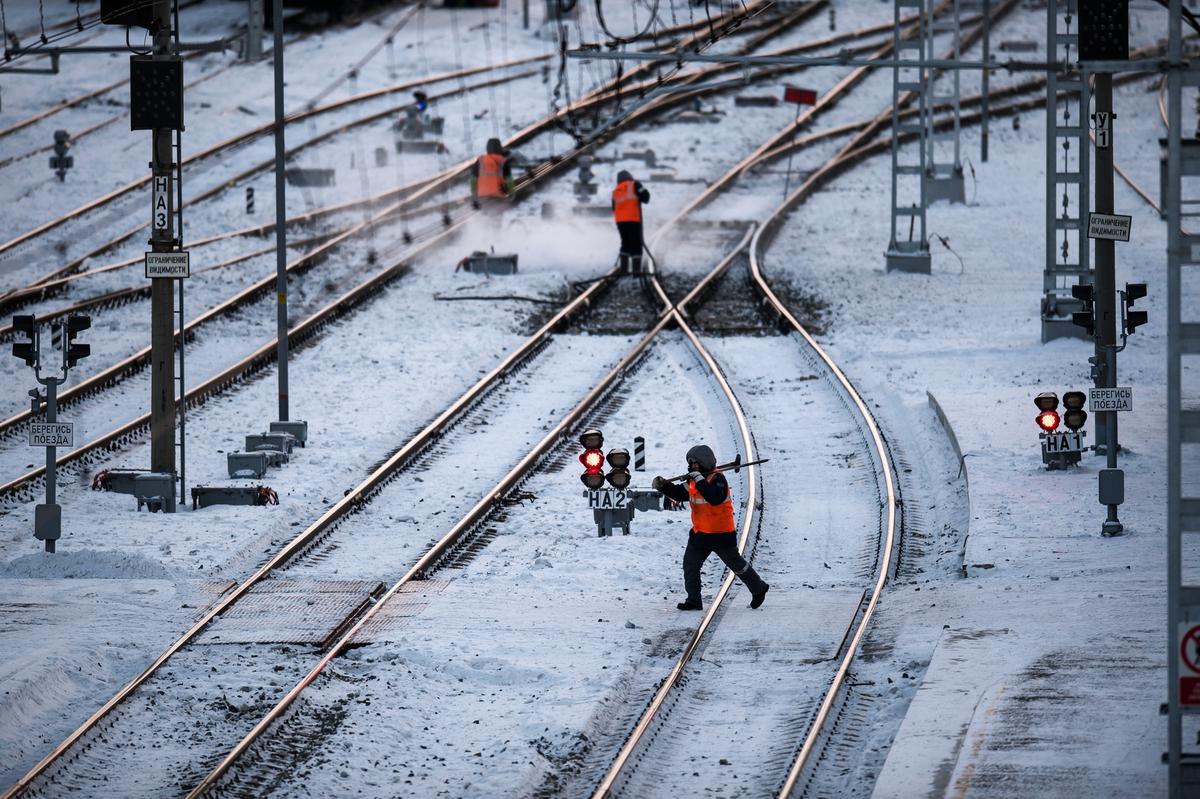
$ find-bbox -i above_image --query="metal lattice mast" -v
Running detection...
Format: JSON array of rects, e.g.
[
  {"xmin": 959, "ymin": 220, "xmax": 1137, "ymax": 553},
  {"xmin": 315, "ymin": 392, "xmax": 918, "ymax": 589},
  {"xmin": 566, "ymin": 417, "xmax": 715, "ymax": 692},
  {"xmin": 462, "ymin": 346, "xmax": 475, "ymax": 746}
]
[
  {"xmin": 886, "ymin": 0, "xmax": 931, "ymax": 273},
  {"xmin": 1042, "ymin": 0, "xmax": 1091, "ymax": 343},
  {"xmin": 924, "ymin": 0, "xmax": 965, "ymax": 203},
  {"xmin": 1166, "ymin": 1, "xmax": 1200, "ymax": 794}
]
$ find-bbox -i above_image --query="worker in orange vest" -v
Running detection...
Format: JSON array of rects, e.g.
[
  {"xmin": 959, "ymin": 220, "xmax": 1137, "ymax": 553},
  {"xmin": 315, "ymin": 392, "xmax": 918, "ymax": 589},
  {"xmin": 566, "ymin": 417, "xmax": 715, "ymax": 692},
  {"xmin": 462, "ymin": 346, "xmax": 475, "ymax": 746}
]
[
  {"xmin": 471, "ymin": 137, "xmax": 512, "ymax": 206},
  {"xmin": 653, "ymin": 444, "xmax": 769, "ymax": 611},
  {"xmin": 611, "ymin": 169, "xmax": 650, "ymax": 272}
]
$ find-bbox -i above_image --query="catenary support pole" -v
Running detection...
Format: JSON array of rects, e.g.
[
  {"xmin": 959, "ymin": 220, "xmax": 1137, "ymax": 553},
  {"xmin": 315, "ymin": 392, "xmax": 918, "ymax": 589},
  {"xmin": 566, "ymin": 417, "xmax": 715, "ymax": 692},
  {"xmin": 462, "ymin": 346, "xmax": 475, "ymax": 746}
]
[
  {"xmin": 273, "ymin": 0, "xmax": 289, "ymax": 422},
  {"xmin": 43, "ymin": 377, "xmax": 57, "ymax": 554},
  {"xmin": 150, "ymin": 0, "xmax": 177, "ymax": 477},
  {"xmin": 981, "ymin": 0, "xmax": 990, "ymax": 162},
  {"xmin": 246, "ymin": 0, "xmax": 263, "ymax": 60},
  {"xmin": 1092, "ymin": 71, "xmax": 1121, "ymax": 535}
]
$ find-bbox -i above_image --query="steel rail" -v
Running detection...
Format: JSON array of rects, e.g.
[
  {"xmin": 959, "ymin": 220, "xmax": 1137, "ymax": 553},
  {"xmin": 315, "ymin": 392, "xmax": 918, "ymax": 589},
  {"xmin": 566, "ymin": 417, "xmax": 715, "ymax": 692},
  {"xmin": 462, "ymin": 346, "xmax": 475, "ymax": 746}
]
[
  {"xmin": 0, "ymin": 0, "xmax": 845, "ymax": 306},
  {"xmin": 183, "ymin": 217, "xmax": 759, "ymax": 799},
  {"xmin": 0, "ymin": 52, "xmax": 554, "ymax": 274},
  {"xmin": 0, "ymin": 0, "xmax": 769, "ymax": 273},
  {"xmin": 749, "ymin": 151, "xmax": 897, "ymax": 799},
  {"xmin": 0, "ymin": 0, "xmax": 814, "ymax": 458},
  {"xmin": 7, "ymin": 5, "xmax": 887, "ymax": 788},
  {"xmin": 589, "ymin": 4, "xmax": 1017, "ymax": 792}
]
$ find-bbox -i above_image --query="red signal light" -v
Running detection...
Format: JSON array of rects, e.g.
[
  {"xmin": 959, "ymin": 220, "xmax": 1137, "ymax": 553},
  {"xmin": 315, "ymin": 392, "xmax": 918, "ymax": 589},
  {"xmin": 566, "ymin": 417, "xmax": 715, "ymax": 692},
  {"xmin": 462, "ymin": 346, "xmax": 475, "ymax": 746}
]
[
  {"xmin": 1037, "ymin": 411, "xmax": 1060, "ymax": 432},
  {"xmin": 580, "ymin": 447, "xmax": 606, "ymax": 488}
]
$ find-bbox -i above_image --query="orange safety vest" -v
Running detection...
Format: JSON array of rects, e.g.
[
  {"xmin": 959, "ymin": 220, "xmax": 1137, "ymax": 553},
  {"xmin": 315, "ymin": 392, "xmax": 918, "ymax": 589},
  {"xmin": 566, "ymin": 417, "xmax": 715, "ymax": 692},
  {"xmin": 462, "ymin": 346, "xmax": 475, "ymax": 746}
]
[
  {"xmin": 687, "ymin": 476, "xmax": 736, "ymax": 534},
  {"xmin": 476, "ymin": 152, "xmax": 506, "ymax": 198},
  {"xmin": 612, "ymin": 179, "xmax": 642, "ymax": 223}
]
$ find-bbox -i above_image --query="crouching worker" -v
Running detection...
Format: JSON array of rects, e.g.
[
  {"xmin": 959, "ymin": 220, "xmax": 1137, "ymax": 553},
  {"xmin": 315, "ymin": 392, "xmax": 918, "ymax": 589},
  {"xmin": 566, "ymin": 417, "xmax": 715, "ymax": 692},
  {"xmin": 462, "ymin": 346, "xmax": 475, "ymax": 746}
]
[{"xmin": 652, "ymin": 444, "xmax": 769, "ymax": 611}]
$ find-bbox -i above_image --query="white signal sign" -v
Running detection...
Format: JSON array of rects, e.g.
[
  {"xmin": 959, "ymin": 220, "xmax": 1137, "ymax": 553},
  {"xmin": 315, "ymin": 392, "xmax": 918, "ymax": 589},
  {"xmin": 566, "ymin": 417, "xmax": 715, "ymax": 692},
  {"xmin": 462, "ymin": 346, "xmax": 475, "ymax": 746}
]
[
  {"xmin": 1087, "ymin": 213, "xmax": 1131, "ymax": 242},
  {"xmin": 1095, "ymin": 111, "xmax": 1111, "ymax": 149},
  {"xmin": 1040, "ymin": 430, "xmax": 1086, "ymax": 455},
  {"xmin": 145, "ymin": 251, "xmax": 189, "ymax": 279},
  {"xmin": 152, "ymin": 174, "xmax": 170, "ymax": 235},
  {"xmin": 1089, "ymin": 387, "xmax": 1133, "ymax": 413},
  {"xmin": 586, "ymin": 488, "xmax": 629, "ymax": 509},
  {"xmin": 29, "ymin": 422, "xmax": 74, "ymax": 447}
]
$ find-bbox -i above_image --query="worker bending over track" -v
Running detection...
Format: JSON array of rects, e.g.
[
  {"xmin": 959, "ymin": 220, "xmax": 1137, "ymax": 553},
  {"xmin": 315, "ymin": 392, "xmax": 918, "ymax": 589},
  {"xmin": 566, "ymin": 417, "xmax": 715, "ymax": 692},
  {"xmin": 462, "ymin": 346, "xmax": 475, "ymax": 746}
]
[
  {"xmin": 612, "ymin": 169, "xmax": 650, "ymax": 273},
  {"xmin": 653, "ymin": 444, "xmax": 769, "ymax": 611}
]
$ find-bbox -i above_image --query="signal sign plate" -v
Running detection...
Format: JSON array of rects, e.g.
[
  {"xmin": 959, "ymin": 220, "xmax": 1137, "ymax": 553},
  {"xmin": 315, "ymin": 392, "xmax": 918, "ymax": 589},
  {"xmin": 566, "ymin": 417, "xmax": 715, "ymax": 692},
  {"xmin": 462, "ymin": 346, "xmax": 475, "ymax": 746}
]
[
  {"xmin": 1086, "ymin": 213, "xmax": 1131, "ymax": 242},
  {"xmin": 1180, "ymin": 623, "xmax": 1200, "ymax": 707},
  {"xmin": 29, "ymin": 422, "xmax": 73, "ymax": 447},
  {"xmin": 1040, "ymin": 430, "xmax": 1086, "ymax": 455},
  {"xmin": 587, "ymin": 489, "xmax": 629, "ymax": 510},
  {"xmin": 145, "ymin": 251, "xmax": 190, "ymax": 279},
  {"xmin": 1089, "ymin": 387, "xmax": 1132, "ymax": 412}
]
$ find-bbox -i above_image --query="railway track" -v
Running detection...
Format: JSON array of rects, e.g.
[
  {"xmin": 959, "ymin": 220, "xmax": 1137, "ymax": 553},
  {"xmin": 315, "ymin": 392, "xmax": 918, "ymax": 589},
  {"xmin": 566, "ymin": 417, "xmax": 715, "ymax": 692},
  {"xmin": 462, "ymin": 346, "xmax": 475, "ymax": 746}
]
[
  {"xmin": 0, "ymin": 0, "xmax": 852, "ymax": 495},
  {"xmin": 0, "ymin": 5, "xmax": 887, "ymax": 790}
]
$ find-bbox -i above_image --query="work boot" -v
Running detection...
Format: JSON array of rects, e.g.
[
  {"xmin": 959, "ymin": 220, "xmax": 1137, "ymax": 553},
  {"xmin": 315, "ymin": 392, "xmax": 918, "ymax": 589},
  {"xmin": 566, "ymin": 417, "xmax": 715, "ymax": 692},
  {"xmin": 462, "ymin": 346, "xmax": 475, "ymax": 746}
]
[
  {"xmin": 677, "ymin": 599, "xmax": 702, "ymax": 611},
  {"xmin": 750, "ymin": 584, "xmax": 769, "ymax": 609}
]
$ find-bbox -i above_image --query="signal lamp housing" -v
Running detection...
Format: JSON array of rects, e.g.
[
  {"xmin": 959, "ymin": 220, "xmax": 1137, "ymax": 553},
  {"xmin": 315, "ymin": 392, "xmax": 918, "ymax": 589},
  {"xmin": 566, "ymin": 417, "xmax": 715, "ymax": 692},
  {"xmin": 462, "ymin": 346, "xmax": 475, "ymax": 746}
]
[
  {"xmin": 606, "ymin": 448, "xmax": 630, "ymax": 469},
  {"xmin": 579, "ymin": 446, "xmax": 606, "ymax": 488},
  {"xmin": 1034, "ymin": 392, "xmax": 1060, "ymax": 412},
  {"xmin": 579, "ymin": 429, "xmax": 604, "ymax": 451},
  {"xmin": 1037, "ymin": 410, "xmax": 1061, "ymax": 432},
  {"xmin": 606, "ymin": 469, "xmax": 631, "ymax": 489},
  {"xmin": 1062, "ymin": 391, "xmax": 1086, "ymax": 411},
  {"xmin": 1063, "ymin": 408, "xmax": 1088, "ymax": 431}
]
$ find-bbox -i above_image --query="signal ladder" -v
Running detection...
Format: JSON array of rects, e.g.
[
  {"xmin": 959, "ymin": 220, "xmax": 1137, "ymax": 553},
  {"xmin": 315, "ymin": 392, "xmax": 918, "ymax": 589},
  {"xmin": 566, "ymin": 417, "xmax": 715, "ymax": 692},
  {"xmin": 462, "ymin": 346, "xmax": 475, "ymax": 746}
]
[
  {"xmin": 1041, "ymin": 0, "xmax": 1092, "ymax": 343},
  {"xmin": 171, "ymin": 127, "xmax": 187, "ymax": 503}
]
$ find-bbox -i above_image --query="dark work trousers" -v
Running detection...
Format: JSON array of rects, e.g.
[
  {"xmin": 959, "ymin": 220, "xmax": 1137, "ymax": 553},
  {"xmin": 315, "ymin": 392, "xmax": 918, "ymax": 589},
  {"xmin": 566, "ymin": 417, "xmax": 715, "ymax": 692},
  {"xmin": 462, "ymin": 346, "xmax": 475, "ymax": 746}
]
[
  {"xmin": 616, "ymin": 221, "xmax": 643, "ymax": 272},
  {"xmin": 683, "ymin": 531, "xmax": 768, "ymax": 603}
]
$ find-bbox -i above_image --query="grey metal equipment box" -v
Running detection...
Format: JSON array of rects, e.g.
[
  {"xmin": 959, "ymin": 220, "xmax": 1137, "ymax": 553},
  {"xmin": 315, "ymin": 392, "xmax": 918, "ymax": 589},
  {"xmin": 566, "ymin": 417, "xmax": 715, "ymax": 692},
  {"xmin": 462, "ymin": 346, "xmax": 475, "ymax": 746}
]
[
  {"xmin": 135, "ymin": 472, "xmax": 176, "ymax": 513},
  {"xmin": 191, "ymin": 485, "xmax": 266, "ymax": 510},
  {"xmin": 460, "ymin": 252, "xmax": 518, "ymax": 275},
  {"xmin": 270, "ymin": 420, "xmax": 308, "ymax": 447},
  {"xmin": 246, "ymin": 432, "xmax": 294, "ymax": 456},
  {"xmin": 593, "ymin": 488, "xmax": 674, "ymax": 536},
  {"xmin": 92, "ymin": 468, "xmax": 151, "ymax": 495},
  {"xmin": 227, "ymin": 451, "xmax": 269, "ymax": 479}
]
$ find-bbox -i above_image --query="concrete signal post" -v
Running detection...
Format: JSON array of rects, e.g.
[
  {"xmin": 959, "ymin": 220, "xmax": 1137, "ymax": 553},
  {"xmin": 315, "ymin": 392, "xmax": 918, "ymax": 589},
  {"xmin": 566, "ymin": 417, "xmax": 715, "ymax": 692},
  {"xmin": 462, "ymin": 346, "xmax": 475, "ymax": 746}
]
[{"xmin": 102, "ymin": 0, "xmax": 186, "ymax": 492}]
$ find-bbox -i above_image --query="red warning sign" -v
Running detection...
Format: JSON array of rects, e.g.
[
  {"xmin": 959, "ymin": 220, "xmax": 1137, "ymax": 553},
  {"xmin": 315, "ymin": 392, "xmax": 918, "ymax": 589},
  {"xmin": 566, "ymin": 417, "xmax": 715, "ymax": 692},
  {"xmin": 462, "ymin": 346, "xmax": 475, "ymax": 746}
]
[
  {"xmin": 1180, "ymin": 624, "xmax": 1200, "ymax": 706},
  {"xmin": 783, "ymin": 86, "xmax": 817, "ymax": 106}
]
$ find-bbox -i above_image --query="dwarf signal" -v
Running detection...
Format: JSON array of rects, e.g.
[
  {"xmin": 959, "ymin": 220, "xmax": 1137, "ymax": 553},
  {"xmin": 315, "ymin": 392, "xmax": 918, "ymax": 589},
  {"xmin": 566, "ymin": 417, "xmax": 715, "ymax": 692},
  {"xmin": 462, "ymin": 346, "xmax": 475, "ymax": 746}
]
[
  {"xmin": 1035, "ymin": 391, "xmax": 1087, "ymax": 469},
  {"xmin": 605, "ymin": 448, "xmax": 631, "ymax": 488},
  {"xmin": 579, "ymin": 428, "xmax": 606, "ymax": 488}
]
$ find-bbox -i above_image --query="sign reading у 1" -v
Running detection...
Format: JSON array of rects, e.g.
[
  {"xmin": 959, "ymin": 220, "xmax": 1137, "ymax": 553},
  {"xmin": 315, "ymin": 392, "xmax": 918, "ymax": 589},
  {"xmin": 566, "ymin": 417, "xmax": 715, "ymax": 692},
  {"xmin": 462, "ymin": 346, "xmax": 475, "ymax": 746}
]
[
  {"xmin": 29, "ymin": 422, "xmax": 73, "ymax": 447},
  {"xmin": 145, "ymin": 251, "xmax": 190, "ymax": 279},
  {"xmin": 1089, "ymin": 387, "xmax": 1133, "ymax": 413}
]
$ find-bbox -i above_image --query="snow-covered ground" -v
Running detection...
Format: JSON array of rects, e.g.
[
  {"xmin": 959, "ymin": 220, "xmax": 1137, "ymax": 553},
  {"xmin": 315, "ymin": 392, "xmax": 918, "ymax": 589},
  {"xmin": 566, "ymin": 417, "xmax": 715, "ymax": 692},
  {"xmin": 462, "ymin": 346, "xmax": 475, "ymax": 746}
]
[{"xmin": 0, "ymin": 0, "xmax": 1189, "ymax": 797}]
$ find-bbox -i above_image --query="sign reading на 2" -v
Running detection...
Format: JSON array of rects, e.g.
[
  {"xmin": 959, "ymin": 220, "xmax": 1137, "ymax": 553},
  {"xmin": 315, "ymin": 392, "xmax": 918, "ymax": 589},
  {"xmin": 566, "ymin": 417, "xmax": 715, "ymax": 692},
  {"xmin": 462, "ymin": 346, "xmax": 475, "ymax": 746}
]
[{"xmin": 1180, "ymin": 623, "xmax": 1200, "ymax": 706}]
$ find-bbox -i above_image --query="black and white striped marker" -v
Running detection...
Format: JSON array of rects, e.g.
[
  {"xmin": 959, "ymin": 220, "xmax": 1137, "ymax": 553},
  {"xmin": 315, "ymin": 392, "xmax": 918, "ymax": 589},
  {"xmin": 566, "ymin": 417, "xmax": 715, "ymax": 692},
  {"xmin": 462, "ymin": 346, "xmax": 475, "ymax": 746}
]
[{"xmin": 633, "ymin": 436, "xmax": 645, "ymax": 471}]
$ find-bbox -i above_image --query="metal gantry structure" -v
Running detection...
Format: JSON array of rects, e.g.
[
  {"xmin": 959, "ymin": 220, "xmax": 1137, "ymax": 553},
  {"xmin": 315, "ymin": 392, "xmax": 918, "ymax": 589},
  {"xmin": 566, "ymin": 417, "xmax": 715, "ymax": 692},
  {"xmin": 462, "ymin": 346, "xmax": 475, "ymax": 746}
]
[
  {"xmin": 924, "ymin": 0, "xmax": 965, "ymax": 204},
  {"xmin": 1166, "ymin": 1, "xmax": 1200, "ymax": 793},
  {"xmin": 886, "ymin": 0, "xmax": 931, "ymax": 273},
  {"xmin": 1042, "ymin": 0, "xmax": 1091, "ymax": 343}
]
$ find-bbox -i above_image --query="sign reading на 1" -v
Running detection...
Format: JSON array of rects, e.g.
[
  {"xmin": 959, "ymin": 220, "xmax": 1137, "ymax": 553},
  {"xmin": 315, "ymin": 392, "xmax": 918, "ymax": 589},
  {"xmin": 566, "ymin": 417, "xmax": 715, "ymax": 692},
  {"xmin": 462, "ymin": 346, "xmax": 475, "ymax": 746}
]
[
  {"xmin": 145, "ymin": 251, "xmax": 189, "ymax": 279},
  {"xmin": 1041, "ymin": 430, "xmax": 1086, "ymax": 455},
  {"xmin": 1089, "ymin": 387, "xmax": 1133, "ymax": 413},
  {"xmin": 29, "ymin": 422, "xmax": 73, "ymax": 447},
  {"xmin": 1087, "ymin": 212, "xmax": 1132, "ymax": 242}
]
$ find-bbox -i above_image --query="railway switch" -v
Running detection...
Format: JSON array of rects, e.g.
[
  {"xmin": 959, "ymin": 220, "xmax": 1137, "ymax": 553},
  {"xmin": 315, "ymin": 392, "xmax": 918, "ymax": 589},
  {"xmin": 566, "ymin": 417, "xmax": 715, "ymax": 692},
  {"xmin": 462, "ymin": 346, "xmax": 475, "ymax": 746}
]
[{"xmin": 49, "ymin": 130, "xmax": 73, "ymax": 181}]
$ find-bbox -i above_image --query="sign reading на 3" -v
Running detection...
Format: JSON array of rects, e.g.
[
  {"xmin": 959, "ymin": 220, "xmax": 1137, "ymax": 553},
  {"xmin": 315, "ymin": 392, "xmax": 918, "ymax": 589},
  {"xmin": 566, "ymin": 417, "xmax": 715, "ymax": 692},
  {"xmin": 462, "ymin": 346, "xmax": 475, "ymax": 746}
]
[
  {"xmin": 29, "ymin": 422, "xmax": 73, "ymax": 447},
  {"xmin": 1089, "ymin": 387, "xmax": 1133, "ymax": 413}
]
